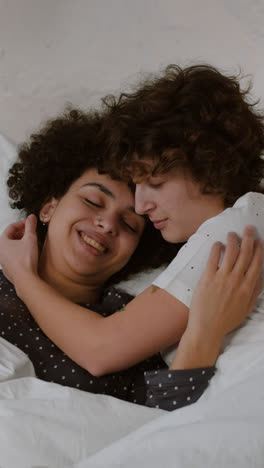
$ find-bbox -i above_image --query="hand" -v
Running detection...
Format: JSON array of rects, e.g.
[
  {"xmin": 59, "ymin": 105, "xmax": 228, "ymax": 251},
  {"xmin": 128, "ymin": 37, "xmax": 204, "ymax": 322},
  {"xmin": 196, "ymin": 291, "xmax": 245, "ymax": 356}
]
[
  {"xmin": 187, "ymin": 225, "xmax": 263, "ymax": 341},
  {"xmin": 0, "ymin": 214, "xmax": 39, "ymax": 287},
  {"xmin": 170, "ymin": 225, "xmax": 263, "ymax": 370}
]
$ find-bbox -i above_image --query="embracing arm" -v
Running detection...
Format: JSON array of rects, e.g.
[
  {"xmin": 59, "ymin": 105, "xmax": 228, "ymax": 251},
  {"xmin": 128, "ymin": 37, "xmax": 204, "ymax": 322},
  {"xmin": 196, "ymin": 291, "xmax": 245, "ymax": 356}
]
[
  {"xmin": 0, "ymin": 217, "xmax": 262, "ymax": 377},
  {"xmin": 14, "ymin": 274, "xmax": 188, "ymax": 375},
  {"xmin": 170, "ymin": 228, "xmax": 263, "ymax": 370},
  {"xmin": 0, "ymin": 216, "xmax": 188, "ymax": 375},
  {"xmin": 143, "ymin": 229, "xmax": 263, "ymax": 411}
]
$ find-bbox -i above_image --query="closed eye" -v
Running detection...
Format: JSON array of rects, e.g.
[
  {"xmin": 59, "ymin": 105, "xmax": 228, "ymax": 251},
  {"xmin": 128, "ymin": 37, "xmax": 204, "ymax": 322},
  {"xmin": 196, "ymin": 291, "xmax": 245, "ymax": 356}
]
[
  {"xmin": 147, "ymin": 176, "xmax": 165, "ymax": 189},
  {"xmin": 84, "ymin": 198, "xmax": 102, "ymax": 208},
  {"xmin": 148, "ymin": 182, "xmax": 163, "ymax": 189},
  {"xmin": 84, "ymin": 197, "xmax": 139, "ymax": 233},
  {"xmin": 122, "ymin": 220, "xmax": 137, "ymax": 233}
]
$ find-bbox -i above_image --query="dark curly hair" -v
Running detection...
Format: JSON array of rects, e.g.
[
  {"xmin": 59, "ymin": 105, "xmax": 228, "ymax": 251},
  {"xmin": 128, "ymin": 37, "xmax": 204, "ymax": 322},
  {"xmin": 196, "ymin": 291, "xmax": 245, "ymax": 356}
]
[
  {"xmin": 101, "ymin": 64, "xmax": 264, "ymax": 207},
  {"xmin": 7, "ymin": 108, "xmax": 181, "ymax": 287}
]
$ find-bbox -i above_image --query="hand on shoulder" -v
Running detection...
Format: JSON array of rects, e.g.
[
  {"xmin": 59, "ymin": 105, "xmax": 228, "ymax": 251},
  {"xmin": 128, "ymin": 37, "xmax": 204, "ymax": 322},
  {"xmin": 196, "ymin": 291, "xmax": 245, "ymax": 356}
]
[
  {"xmin": 170, "ymin": 225, "xmax": 263, "ymax": 369},
  {"xmin": 0, "ymin": 214, "xmax": 39, "ymax": 287}
]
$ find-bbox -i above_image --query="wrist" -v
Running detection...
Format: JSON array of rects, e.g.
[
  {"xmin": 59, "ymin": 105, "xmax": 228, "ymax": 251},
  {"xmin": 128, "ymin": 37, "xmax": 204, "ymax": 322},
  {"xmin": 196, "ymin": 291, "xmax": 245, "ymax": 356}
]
[
  {"xmin": 14, "ymin": 270, "xmax": 40, "ymax": 301},
  {"xmin": 170, "ymin": 328, "xmax": 223, "ymax": 370}
]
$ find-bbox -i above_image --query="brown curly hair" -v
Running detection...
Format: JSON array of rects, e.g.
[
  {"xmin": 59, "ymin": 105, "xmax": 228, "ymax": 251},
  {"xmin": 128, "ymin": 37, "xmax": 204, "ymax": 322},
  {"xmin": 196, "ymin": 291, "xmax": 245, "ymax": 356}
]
[
  {"xmin": 101, "ymin": 64, "xmax": 264, "ymax": 206},
  {"xmin": 7, "ymin": 108, "xmax": 181, "ymax": 286}
]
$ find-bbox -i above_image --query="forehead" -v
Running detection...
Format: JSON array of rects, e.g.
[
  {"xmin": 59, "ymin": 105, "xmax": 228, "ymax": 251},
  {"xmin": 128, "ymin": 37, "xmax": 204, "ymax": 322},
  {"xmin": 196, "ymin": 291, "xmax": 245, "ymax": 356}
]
[
  {"xmin": 70, "ymin": 169, "xmax": 146, "ymax": 227},
  {"xmin": 130, "ymin": 157, "xmax": 159, "ymax": 184},
  {"xmin": 68, "ymin": 168, "xmax": 147, "ymax": 219},
  {"xmin": 72, "ymin": 169, "xmax": 134, "ymax": 197}
]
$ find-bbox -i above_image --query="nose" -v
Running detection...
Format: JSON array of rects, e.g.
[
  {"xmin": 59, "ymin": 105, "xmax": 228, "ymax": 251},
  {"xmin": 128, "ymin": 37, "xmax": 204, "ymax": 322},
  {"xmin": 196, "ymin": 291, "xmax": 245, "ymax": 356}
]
[
  {"xmin": 135, "ymin": 184, "xmax": 155, "ymax": 215},
  {"xmin": 95, "ymin": 213, "xmax": 118, "ymax": 236}
]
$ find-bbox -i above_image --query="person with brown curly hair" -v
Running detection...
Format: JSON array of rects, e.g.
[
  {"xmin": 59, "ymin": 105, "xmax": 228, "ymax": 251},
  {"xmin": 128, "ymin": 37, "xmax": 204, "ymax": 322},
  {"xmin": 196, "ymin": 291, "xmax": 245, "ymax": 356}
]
[
  {"xmin": 0, "ymin": 66, "xmax": 263, "ymax": 411},
  {"xmin": 100, "ymin": 63, "xmax": 264, "ymax": 369}
]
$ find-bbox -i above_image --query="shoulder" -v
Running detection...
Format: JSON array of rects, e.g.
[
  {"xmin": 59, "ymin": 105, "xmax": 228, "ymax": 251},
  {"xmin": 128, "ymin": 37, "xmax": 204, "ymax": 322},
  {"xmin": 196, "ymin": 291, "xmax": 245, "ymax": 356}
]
[
  {"xmin": 167, "ymin": 191, "xmax": 264, "ymax": 267},
  {"xmin": 152, "ymin": 192, "xmax": 264, "ymax": 304},
  {"xmin": 196, "ymin": 192, "xmax": 264, "ymax": 241}
]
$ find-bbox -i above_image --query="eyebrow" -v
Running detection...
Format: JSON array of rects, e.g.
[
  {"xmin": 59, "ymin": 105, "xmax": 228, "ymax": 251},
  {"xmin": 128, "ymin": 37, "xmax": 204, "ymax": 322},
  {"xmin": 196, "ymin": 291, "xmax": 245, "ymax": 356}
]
[
  {"xmin": 82, "ymin": 182, "xmax": 139, "ymax": 215},
  {"xmin": 83, "ymin": 182, "xmax": 115, "ymax": 199}
]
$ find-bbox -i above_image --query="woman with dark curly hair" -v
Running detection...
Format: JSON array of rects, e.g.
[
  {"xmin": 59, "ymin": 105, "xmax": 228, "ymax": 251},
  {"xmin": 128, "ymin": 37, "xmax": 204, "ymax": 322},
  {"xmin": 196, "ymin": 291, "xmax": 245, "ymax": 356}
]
[
  {"xmin": 0, "ymin": 66, "xmax": 263, "ymax": 411},
  {"xmin": 0, "ymin": 108, "xmax": 183, "ymax": 406}
]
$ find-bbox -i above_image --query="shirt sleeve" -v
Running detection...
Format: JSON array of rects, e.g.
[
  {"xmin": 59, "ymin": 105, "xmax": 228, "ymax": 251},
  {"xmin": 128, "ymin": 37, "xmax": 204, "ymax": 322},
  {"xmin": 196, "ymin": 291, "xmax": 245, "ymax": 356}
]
[{"xmin": 144, "ymin": 367, "xmax": 216, "ymax": 411}]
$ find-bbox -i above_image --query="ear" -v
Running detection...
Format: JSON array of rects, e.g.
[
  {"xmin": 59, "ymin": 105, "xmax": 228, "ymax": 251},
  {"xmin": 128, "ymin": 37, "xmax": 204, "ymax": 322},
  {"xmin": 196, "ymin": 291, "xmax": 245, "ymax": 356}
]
[{"xmin": 39, "ymin": 197, "xmax": 58, "ymax": 224}]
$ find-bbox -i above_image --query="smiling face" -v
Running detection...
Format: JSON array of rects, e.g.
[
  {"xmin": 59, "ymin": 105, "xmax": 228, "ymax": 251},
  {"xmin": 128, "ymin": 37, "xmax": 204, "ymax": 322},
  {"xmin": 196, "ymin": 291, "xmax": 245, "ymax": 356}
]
[
  {"xmin": 39, "ymin": 169, "xmax": 145, "ymax": 288},
  {"xmin": 134, "ymin": 168, "xmax": 224, "ymax": 243}
]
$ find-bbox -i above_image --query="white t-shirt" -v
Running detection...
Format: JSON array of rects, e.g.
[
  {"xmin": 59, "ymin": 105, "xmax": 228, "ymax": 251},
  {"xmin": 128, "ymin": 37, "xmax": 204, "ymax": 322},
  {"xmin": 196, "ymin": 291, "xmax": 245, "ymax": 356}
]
[{"xmin": 153, "ymin": 192, "xmax": 264, "ymax": 365}]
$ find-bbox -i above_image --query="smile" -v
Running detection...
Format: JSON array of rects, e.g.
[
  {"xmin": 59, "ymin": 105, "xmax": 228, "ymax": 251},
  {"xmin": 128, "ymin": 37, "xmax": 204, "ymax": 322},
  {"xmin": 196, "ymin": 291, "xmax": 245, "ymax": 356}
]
[{"xmin": 79, "ymin": 232, "xmax": 106, "ymax": 253}]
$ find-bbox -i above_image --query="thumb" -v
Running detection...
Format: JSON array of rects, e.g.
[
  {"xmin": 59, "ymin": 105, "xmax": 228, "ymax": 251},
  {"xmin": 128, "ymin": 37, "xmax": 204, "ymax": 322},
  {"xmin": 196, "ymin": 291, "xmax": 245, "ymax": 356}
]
[{"xmin": 24, "ymin": 214, "xmax": 38, "ymax": 236}]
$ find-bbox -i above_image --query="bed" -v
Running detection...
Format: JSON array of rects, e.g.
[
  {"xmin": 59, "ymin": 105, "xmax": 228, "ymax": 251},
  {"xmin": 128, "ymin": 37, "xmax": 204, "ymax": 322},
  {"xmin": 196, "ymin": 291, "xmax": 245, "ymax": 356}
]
[{"xmin": 0, "ymin": 134, "xmax": 264, "ymax": 467}]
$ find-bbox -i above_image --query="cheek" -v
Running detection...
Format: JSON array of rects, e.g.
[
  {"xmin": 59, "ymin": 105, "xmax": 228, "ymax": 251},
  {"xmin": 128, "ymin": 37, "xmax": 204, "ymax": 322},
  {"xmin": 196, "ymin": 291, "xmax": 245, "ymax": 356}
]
[
  {"xmin": 164, "ymin": 188, "xmax": 191, "ymax": 213},
  {"xmin": 47, "ymin": 209, "xmax": 75, "ymax": 241},
  {"xmin": 118, "ymin": 235, "xmax": 140, "ymax": 262},
  {"xmin": 46, "ymin": 218, "xmax": 65, "ymax": 245},
  {"xmin": 56, "ymin": 203, "xmax": 91, "ymax": 226}
]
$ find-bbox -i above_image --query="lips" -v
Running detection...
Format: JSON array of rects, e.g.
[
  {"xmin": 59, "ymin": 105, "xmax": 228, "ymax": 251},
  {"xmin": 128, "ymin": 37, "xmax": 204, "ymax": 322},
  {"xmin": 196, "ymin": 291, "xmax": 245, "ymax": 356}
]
[
  {"xmin": 80, "ymin": 233, "xmax": 106, "ymax": 252},
  {"xmin": 151, "ymin": 218, "xmax": 168, "ymax": 230},
  {"xmin": 78, "ymin": 230, "xmax": 109, "ymax": 254}
]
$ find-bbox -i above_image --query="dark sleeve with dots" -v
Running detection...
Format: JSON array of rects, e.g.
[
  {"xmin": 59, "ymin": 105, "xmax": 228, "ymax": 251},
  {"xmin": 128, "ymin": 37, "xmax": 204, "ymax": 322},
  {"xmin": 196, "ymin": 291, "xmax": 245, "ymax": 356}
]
[{"xmin": 143, "ymin": 367, "xmax": 216, "ymax": 411}]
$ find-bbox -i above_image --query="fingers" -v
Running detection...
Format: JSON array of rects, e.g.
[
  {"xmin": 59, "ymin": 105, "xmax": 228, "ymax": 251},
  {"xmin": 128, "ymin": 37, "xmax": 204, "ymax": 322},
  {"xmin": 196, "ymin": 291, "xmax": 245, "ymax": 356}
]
[
  {"xmin": 219, "ymin": 232, "xmax": 240, "ymax": 274},
  {"xmin": 247, "ymin": 277, "xmax": 262, "ymax": 315},
  {"xmin": 206, "ymin": 225, "xmax": 261, "ymax": 283},
  {"xmin": 205, "ymin": 241, "xmax": 223, "ymax": 275},
  {"xmin": 244, "ymin": 239, "xmax": 263, "ymax": 286},
  {"xmin": 234, "ymin": 238, "xmax": 263, "ymax": 321},
  {"xmin": 4, "ymin": 220, "xmax": 26, "ymax": 240},
  {"xmin": 2, "ymin": 215, "xmax": 38, "ymax": 241},
  {"xmin": 25, "ymin": 214, "xmax": 38, "ymax": 235},
  {"xmin": 232, "ymin": 226, "xmax": 257, "ymax": 279}
]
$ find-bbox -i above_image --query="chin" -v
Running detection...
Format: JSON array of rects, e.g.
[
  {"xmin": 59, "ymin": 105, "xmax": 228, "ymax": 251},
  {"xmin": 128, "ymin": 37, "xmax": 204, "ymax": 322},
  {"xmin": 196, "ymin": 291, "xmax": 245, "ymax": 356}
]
[{"xmin": 161, "ymin": 229, "xmax": 188, "ymax": 244}]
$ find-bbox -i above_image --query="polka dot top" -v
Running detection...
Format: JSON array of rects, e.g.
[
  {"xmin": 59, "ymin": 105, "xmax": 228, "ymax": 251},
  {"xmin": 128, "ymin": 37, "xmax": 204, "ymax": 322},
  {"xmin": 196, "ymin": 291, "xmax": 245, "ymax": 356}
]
[
  {"xmin": 0, "ymin": 270, "xmax": 167, "ymax": 398},
  {"xmin": 144, "ymin": 367, "xmax": 215, "ymax": 410},
  {"xmin": 0, "ymin": 270, "xmax": 215, "ymax": 411}
]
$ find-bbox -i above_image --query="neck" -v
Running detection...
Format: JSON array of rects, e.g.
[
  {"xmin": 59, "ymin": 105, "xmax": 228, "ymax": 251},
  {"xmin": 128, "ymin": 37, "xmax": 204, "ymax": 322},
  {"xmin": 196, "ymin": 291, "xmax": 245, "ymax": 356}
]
[
  {"xmin": 38, "ymin": 251, "xmax": 103, "ymax": 305},
  {"xmin": 186, "ymin": 194, "xmax": 225, "ymax": 241},
  {"xmin": 199, "ymin": 193, "xmax": 225, "ymax": 223}
]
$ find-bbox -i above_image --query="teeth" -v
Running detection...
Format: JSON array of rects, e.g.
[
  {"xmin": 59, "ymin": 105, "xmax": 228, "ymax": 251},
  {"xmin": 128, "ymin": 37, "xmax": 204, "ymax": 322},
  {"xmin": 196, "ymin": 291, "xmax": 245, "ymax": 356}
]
[{"xmin": 80, "ymin": 233, "xmax": 106, "ymax": 253}]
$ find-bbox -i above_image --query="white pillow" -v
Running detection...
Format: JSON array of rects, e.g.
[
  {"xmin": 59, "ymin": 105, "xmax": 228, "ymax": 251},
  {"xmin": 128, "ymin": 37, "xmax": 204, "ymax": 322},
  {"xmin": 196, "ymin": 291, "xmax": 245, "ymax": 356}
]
[{"xmin": 0, "ymin": 134, "xmax": 161, "ymax": 294}]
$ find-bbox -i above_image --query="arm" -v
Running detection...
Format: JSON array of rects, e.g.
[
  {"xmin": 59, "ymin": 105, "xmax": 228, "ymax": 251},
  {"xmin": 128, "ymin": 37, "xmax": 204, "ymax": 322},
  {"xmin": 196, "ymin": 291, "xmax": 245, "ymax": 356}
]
[
  {"xmin": 14, "ymin": 276, "xmax": 188, "ymax": 375},
  {"xmin": 144, "ymin": 229, "xmax": 263, "ymax": 410},
  {"xmin": 0, "ymin": 216, "xmax": 188, "ymax": 376},
  {"xmin": 0, "ymin": 218, "xmax": 261, "ymax": 377},
  {"xmin": 171, "ymin": 228, "xmax": 263, "ymax": 370}
]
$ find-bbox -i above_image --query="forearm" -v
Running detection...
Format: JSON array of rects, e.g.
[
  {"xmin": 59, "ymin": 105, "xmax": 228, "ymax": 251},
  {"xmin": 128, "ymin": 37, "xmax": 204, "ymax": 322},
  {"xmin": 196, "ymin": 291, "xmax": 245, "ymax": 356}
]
[
  {"xmin": 15, "ymin": 273, "xmax": 105, "ymax": 374},
  {"xmin": 13, "ymin": 274, "xmax": 189, "ymax": 375},
  {"xmin": 169, "ymin": 328, "xmax": 223, "ymax": 370}
]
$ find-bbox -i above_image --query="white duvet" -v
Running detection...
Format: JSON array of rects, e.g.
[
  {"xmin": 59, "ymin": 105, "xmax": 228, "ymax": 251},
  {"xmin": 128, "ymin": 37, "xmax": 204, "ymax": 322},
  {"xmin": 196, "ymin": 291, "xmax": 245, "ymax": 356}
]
[
  {"xmin": 1, "ymin": 135, "xmax": 264, "ymax": 467},
  {"xmin": 0, "ymin": 310, "xmax": 264, "ymax": 468}
]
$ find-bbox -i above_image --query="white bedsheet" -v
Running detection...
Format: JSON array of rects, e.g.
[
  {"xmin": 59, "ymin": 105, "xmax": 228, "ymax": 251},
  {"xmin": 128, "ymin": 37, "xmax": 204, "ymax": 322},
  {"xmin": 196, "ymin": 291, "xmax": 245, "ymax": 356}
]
[
  {"xmin": 0, "ymin": 338, "xmax": 162, "ymax": 467},
  {"xmin": 1, "ymin": 303, "xmax": 264, "ymax": 468}
]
